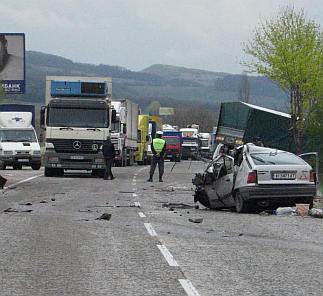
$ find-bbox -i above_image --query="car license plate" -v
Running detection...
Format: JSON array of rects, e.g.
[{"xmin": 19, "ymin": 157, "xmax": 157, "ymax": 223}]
[
  {"xmin": 272, "ymin": 172, "xmax": 296, "ymax": 180},
  {"xmin": 71, "ymin": 156, "xmax": 84, "ymax": 160},
  {"xmin": 18, "ymin": 159, "xmax": 29, "ymax": 162}
]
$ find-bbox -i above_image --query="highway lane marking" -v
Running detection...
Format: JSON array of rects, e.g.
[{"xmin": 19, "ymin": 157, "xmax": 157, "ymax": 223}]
[
  {"xmin": 132, "ymin": 188, "xmax": 136, "ymax": 191},
  {"xmin": 133, "ymin": 193, "xmax": 138, "ymax": 197},
  {"xmin": 132, "ymin": 182, "xmax": 136, "ymax": 186},
  {"xmin": 157, "ymin": 245, "xmax": 179, "ymax": 267},
  {"xmin": 134, "ymin": 201, "xmax": 141, "ymax": 207},
  {"xmin": 178, "ymin": 279, "xmax": 200, "ymax": 296},
  {"xmin": 144, "ymin": 223, "xmax": 157, "ymax": 236},
  {"xmin": 3, "ymin": 174, "xmax": 43, "ymax": 190},
  {"xmin": 138, "ymin": 212, "xmax": 146, "ymax": 218}
]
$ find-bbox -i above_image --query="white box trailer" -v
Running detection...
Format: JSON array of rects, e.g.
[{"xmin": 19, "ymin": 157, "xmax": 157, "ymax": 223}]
[
  {"xmin": 111, "ymin": 99, "xmax": 138, "ymax": 166},
  {"xmin": 0, "ymin": 112, "xmax": 41, "ymax": 170}
]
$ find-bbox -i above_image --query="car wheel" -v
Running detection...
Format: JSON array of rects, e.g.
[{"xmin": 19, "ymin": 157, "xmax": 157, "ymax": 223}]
[{"xmin": 235, "ymin": 192, "xmax": 250, "ymax": 213}]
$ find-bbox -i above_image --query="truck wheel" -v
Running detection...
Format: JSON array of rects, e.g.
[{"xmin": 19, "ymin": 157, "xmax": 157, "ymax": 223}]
[
  {"xmin": 31, "ymin": 164, "xmax": 41, "ymax": 170},
  {"xmin": 235, "ymin": 192, "xmax": 250, "ymax": 213}
]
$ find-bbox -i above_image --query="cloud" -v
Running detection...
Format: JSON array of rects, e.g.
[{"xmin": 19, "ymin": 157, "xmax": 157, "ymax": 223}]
[{"xmin": 0, "ymin": 0, "xmax": 322, "ymax": 73}]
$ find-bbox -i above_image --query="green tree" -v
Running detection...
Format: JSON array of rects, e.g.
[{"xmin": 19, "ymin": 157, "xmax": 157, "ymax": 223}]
[{"xmin": 243, "ymin": 7, "xmax": 323, "ymax": 153}]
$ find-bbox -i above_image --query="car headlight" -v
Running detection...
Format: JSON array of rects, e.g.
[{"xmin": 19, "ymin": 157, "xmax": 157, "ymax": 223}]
[
  {"xmin": 45, "ymin": 142, "xmax": 54, "ymax": 149},
  {"xmin": 3, "ymin": 150, "xmax": 13, "ymax": 155},
  {"xmin": 33, "ymin": 150, "xmax": 41, "ymax": 155}
]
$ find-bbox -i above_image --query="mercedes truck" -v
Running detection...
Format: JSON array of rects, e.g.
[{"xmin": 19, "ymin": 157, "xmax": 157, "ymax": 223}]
[{"xmin": 41, "ymin": 76, "xmax": 114, "ymax": 177}]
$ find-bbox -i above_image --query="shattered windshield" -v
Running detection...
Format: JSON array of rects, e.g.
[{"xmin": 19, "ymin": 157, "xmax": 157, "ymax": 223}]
[{"xmin": 250, "ymin": 152, "xmax": 305, "ymax": 165}]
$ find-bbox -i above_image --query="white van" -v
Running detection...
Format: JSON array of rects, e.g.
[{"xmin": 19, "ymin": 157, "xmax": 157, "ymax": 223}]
[{"xmin": 0, "ymin": 112, "xmax": 41, "ymax": 170}]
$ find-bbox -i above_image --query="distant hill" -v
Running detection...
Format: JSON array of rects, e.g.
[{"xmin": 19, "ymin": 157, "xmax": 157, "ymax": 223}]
[{"xmin": 11, "ymin": 51, "xmax": 288, "ymax": 114}]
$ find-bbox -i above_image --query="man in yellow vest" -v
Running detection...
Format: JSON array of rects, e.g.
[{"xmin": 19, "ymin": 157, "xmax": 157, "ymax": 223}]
[{"xmin": 147, "ymin": 131, "xmax": 166, "ymax": 182}]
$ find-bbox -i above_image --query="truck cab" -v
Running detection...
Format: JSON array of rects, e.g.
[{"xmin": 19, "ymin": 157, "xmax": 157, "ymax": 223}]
[
  {"xmin": 163, "ymin": 131, "xmax": 182, "ymax": 162},
  {"xmin": 0, "ymin": 112, "xmax": 41, "ymax": 170},
  {"xmin": 180, "ymin": 128, "xmax": 199, "ymax": 160},
  {"xmin": 198, "ymin": 133, "xmax": 211, "ymax": 159},
  {"xmin": 41, "ymin": 76, "xmax": 113, "ymax": 177}
]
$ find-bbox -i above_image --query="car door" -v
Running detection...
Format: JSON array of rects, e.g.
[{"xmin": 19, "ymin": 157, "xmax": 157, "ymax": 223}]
[{"xmin": 212, "ymin": 155, "xmax": 235, "ymax": 206}]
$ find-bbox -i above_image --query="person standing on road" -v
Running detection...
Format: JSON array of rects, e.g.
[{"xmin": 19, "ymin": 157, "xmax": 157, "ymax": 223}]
[
  {"xmin": 147, "ymin": 131, "xmax": 166, "ymax": 182},
  {"xmin": 102, "ymin": 136, "xmax": 116, "ymax": 180}
]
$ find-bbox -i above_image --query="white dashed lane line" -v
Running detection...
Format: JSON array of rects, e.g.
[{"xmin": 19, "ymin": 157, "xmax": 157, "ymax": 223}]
[
  {"xmin": 133, "ymin": 193, "xmax": 138, "ymax": 197},
  {"xmin": 178, "ymin": 279, "xmax": 200, "ymax": 296},
  {"xmin": 144, "ymin": 223, "xmax": 158, "ymax": 237},
  {"xmin": 134, "ymin": 201, "xmax": 141, "ymax": 208},
  {"xmin": 157, "ymin": 245, "xmax": 179, "ymax": 267},
  {"xmin": 138, "ymin": 212, "xmax": 146, "ymax": 218}
]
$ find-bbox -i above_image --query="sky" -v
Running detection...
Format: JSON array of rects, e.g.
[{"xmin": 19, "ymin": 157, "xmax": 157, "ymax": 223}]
[{"xmin": 0, "ymin": 0, "xmax": 323, "ymax": 74}]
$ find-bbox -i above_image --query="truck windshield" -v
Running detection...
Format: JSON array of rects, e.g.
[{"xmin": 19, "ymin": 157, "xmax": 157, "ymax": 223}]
[
  {"xmin": 200, "ymin": 140, "xmax": 209, "ymax": 147},
  {"xmin": 165, "ymin": 137, "xmax": 180, "ymax": 145},
  {"xmin": 48, "ymin": 107, "xmax": 108, "ymax": 128},
  {"xmin": 0, "ymin": 129, "xmax": 37, "ymax": 142}
]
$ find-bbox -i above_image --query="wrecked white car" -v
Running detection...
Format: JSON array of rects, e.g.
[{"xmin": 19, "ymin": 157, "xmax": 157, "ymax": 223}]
[{"xmin": 193, "ymin": 144, "xmax": 316, "ymax": 213}]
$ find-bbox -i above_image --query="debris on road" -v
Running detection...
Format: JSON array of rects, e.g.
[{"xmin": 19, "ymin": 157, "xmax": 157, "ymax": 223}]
[
  {"xmin": 309, "ymin": 208, "xmax": 323, "ymax": 218},
  {"xmin": 4, "ymin": 208, "xmax": 19, "ymax": 213},
  {"xmin": 259, "ymin": 210, "xmax": 273, "ymax": 216},
  {"xmin": 51, "ymin": 198, "xmax": 56, "ymax": 201},
  {"xmin": 3, "ymin": 208, "xmax": 32, "ymax": 213},
  {"xmin": 20, "ymin": 202, "xmax": 32, "ymax": 206},
  {"xmin": 40, "ymin": 200, "xmax": 48, "ymax": 204},
  {"xmin": 188, "ymin": 218, "xmax": 203, "ymax": 223},
  {"xmin": 162, "ymin": 202, "xmax": 198, "ymax": 210},
  {"xmin": 96, "ymin": 213, "xmax": 112, "ymax": 221},
  {"xmin": 295, "ymin": 204, "xmax": 310, "ymax": 217},
  {"xmin": 274, "ymin": 207, "xmax": 296, "ymax": 216}
]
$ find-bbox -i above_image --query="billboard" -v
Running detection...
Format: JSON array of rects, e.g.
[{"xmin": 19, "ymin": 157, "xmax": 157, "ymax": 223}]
[
  {"xmin": 159, "ymin": 107, "xmax": 175, "ymax": 116},
  {"xmin": 0, "ymin": 33, "xmax": 25, "ymax": 94}
]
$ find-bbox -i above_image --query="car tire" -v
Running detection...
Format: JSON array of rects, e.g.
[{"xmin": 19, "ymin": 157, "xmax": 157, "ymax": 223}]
[{"xmin": 235, "ymin": 192, "xmax": 250, "ymax": 213}]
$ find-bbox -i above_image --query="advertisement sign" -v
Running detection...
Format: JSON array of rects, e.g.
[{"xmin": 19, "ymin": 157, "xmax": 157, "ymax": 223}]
[
  {"xmin": 0, "ymin": 33, "xmax": 25, "ymax": 94},
  {"xmin": 159, "ymin": 107, "xmax": 175, "ymax": 116}
]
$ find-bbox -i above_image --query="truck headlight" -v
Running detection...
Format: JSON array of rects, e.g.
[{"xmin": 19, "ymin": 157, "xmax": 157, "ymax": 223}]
[
  {"xmin": 45, "ymin": 142, "xmax": 54, "ymax": 149},
  {"xmin": 3, "ymin": 151, "xmax": 13, "ymax": 155}
]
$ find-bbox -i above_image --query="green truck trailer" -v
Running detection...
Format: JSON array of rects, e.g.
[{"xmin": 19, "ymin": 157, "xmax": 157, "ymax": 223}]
[{"xmin": 215, "ymin": 102, "xmax": 291, "ymax": 150}]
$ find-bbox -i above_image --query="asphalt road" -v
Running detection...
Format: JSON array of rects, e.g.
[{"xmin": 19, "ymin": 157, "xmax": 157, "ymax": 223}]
[{"xmin": 0, "ymin": 161, "xmax": 322, "ymax": 296}]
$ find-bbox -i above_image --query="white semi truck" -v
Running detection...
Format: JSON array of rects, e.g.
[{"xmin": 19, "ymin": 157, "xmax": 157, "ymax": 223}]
[
  {"xmin": 111, "ymin": 99, "xmax": 138, "ymax": 166},
  {"xmin": 180, "ymin": 126, "xmax": 199, "ymax": 160},
  {"xmin": 0, "ymin": 111, "xmax": 41, "ymax": 170},
  {"xmin": 198, "ymin": 132, "xmax": 211, "ymax": 158},
  {"xmin": 41, "ymin": 76, "xmax": 114, "ymax": 177}
]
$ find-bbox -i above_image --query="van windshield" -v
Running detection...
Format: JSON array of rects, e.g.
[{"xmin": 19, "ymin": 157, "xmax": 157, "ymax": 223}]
[{"xmin": 0, "ymin": 129, "xmax": 37, "ymax": 142}]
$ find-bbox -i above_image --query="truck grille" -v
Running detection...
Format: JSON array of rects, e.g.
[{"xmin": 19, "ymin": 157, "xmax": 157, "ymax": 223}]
[{"xmin": 50, "ymin": 139, "xmax": 103, "ymax": 154}]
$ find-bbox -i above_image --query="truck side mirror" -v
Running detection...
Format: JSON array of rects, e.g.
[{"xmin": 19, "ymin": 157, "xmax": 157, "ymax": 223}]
[
  {"xmin": 111, "ymin": 109, "xmax": 117, "ymax": 123},
  {"xmin": 40, "ymin": 106, "xmax": 46, "ymax": 128}
]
